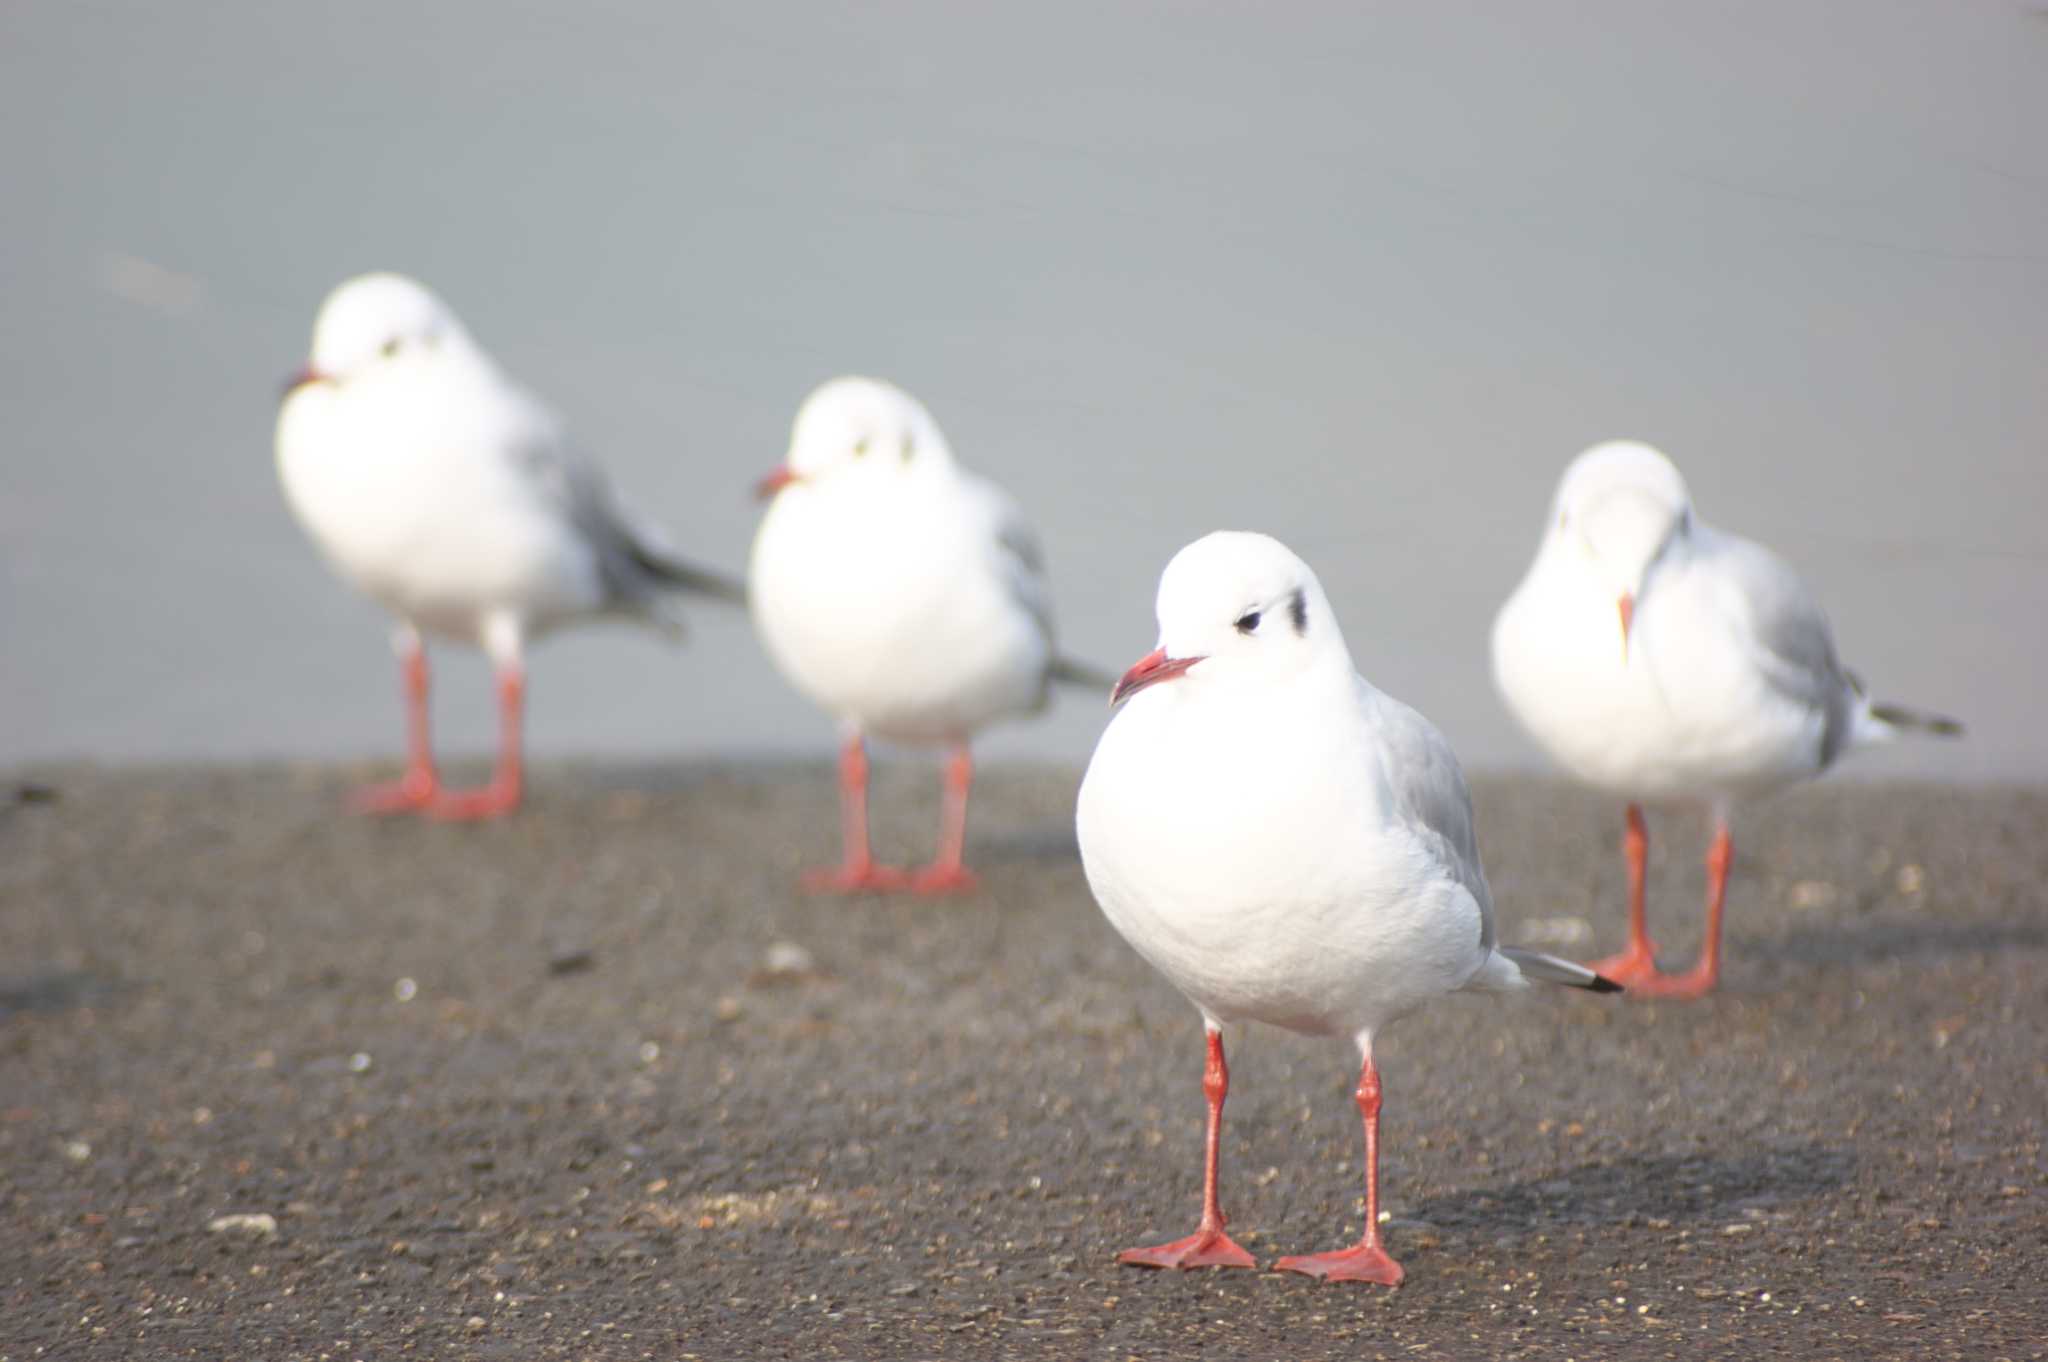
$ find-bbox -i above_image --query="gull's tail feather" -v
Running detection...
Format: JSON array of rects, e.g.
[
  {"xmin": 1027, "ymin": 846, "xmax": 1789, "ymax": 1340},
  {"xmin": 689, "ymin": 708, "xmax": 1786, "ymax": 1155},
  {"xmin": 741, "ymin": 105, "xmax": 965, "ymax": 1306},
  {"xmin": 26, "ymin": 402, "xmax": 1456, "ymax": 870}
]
[
  {"xmin": 1847, "ymin": 670, "xmax": 1963, "ymax": 742},
  {"xmin": 1049, "ymin": 656, "xmax": 1120, "ymax": 692},
  {"xmin": 1499, "ymin": 947, "xmax": 1622, "ymax": 993},
  {"xmin": 1867, "ymin": 702, "xmax": 1964, "ymax": 739},
  {"xmin": 632, "ymin": 547, "xmax": 749, "ymax": 606}
]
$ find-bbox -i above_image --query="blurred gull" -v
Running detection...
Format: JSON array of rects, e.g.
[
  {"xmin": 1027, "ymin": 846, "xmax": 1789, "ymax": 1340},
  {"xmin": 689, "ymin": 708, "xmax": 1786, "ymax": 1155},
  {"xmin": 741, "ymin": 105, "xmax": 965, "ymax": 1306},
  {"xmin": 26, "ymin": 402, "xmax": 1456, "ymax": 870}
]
[
  {"xmin": 750, "ymin": 377, "xmax": 1109, "ymax": 894},
  {"xmin": 1491, "ymin": 441, "xmax": 1961, "ymax": 996},
  {"xmin": 1077, "ymin": 531, "xmax": 1616, "ymax": 1285},
  {"xmin": 276, "ymin": 272, "xmax": 742, "ymax": 819}
]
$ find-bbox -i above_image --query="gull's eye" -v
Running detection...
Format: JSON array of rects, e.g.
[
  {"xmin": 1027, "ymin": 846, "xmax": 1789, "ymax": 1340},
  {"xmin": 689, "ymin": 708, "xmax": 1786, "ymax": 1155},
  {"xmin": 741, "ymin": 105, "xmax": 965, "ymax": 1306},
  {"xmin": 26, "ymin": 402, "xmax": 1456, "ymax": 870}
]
[
  {"xmin": 853, "ymin": 437, "xmax": 870, "ymax": 457},
  {"xmin": 1235, "ymin": 610, "xmax": 1262, "ymax": 635},
  {"xmin": 901, "ymin": 433, "xmax": 915, "ymax": 462},
  {"xmin": 380, "ymin": 337, "xmax": 402, "ymax": 358}
]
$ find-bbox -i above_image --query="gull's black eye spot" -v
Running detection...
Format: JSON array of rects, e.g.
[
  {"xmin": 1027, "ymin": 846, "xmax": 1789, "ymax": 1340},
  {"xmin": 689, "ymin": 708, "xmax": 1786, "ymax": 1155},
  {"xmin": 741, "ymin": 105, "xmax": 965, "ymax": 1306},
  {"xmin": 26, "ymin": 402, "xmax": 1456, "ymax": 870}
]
[
  {"xmin": 1288, "ymin": 588, "xmax": 1308, "ymax": 635},
  {"xmin": 1235, "ymin": 610, "xmax": 1262, "ymax": 635},
  {"xmin": 380, "ymin": 337, "xmax": 402, "ymax": 358}
]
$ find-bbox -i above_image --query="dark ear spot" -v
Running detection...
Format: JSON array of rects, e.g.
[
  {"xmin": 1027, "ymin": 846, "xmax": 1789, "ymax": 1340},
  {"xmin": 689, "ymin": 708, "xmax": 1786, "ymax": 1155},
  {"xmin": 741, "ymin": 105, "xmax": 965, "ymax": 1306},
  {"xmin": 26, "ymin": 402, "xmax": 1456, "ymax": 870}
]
[{"xmin": 1288, "ymin": 588, "xmax": 1308, "ymax": 635}]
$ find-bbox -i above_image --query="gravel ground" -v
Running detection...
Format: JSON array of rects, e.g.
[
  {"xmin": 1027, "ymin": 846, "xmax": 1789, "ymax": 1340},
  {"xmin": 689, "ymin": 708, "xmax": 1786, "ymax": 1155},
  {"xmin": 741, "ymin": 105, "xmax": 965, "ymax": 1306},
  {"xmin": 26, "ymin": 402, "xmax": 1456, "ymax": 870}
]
[{"xmin": 2, "ymin": 764, "xmax": 2043, "ymax": 1360}]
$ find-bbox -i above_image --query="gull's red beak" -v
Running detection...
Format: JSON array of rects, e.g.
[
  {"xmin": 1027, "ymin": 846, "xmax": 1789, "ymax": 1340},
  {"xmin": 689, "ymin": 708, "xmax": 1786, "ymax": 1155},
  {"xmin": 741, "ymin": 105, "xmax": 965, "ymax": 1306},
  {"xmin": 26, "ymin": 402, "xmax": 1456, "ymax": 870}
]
[
  {"xmin": 1111, "ymin": 648, "xmax": 1203, "ymax": 706},
  {"xmin": 280, "ymin": 365, "xmax": 327, "ymax": 399},
  {"xmin": 755, "ymin": 466, "xmax": 801, "ymax": 500},
  {"xmin": 1617, "ymin": 592, "xmax": 1635, "ymax": 661}
]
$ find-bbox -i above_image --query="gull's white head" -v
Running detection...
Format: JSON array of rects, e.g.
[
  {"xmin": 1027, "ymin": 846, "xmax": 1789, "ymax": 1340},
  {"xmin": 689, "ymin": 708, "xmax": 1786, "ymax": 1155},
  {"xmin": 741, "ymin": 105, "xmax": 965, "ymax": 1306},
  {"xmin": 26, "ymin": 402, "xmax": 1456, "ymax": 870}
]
[
  {"xmin": 756, "ymin": 376, "xmax": 955, "ymax": 499},
  {"xmin": 287, "ymin": 273, "xmax": 470, "ymax": 395},
  {"xmin": 1547, "ymin": 441, "xmax": 1694, "ymax": 652},
  {"xmin": 1112, "ymin": 531, "xmax": 1348, "ymax": 705}
]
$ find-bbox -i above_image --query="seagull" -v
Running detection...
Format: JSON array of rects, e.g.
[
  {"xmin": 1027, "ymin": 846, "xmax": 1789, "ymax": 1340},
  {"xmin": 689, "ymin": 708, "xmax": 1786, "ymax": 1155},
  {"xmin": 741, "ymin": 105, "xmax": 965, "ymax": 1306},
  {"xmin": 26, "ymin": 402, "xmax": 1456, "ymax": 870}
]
[
  {"xmin": 1491, "ymin": 440, "xmax": 1961, "ymax": 996},
  {"xmin": 275, "ymin": 272, "xmax": 743, "ymax": 820},
  {"xmin": 1076, "ymin": 530, "xmax": 1617, "ymax": 1286},
  {"xmin": 750, "ymin": 376, "xmax": 1109, "ymax": 894}
]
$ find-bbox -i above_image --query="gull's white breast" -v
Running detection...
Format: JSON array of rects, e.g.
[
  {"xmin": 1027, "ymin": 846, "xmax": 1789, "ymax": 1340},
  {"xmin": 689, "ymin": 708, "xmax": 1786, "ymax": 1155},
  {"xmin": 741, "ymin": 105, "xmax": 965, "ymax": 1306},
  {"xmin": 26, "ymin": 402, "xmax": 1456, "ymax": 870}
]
[
  {"xmin": 1492, "ymin": 542, "xmax": 1828, "ymax": 802},
  {"xmin": 749, "ymin": 471, "xmax": 1050, "ymax": 744},
  {"xmin": 276, "ymin": 355, "xmax": 604, "ymax": 646},
  {"xmin": 1076, "ymin": 673, "xmax": 1488, "ymax": 1039}
]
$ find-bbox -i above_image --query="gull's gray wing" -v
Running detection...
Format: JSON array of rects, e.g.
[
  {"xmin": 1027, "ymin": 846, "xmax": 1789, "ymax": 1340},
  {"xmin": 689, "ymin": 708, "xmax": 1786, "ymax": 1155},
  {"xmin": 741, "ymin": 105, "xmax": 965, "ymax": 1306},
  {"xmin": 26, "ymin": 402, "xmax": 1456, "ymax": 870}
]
[
  {"xmin": 970, "ymin": 473, "xmax": 1119, "ymax": 691},
  {"xmin": 1698, "ymin": 528, "xmax": 1857, "ymax": 764},
  {"xmin": 984, "ymin": 482, "xmax": 1057, "ymax": 646},
  {"xmin": 508, "ymin": 394, "xmax": 745, "ymax": 615},
  {"xmin": 1360, "ymin": 680, "xmax": 1496, "ymax": 948}
]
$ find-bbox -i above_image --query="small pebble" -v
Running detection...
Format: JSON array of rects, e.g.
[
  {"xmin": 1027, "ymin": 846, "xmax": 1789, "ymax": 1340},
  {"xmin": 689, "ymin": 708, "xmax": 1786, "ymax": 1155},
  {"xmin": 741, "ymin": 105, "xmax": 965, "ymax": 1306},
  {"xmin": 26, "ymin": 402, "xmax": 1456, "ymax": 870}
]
[
  {"xmin": 207, "ymin": 1213, "xmax": 278, "ymax": 1237},
  {"xmin": 548, "ymin": 948, "xmax": 596, "ymax": 976},
  {"xmin": 1519, "ymin": 915, "xmax": 1592, "ymax": 945},
  {"xmin": 1787, "ymin": 880, "xmax": 1838, "ymax": 909},
  {"xmin": 1384, "ymin": 1217, "xmax": 1443, "ymax": 1248},
  {"xmin": 749, "ymin": 940, "xmax": 822, "ymax": 987}
]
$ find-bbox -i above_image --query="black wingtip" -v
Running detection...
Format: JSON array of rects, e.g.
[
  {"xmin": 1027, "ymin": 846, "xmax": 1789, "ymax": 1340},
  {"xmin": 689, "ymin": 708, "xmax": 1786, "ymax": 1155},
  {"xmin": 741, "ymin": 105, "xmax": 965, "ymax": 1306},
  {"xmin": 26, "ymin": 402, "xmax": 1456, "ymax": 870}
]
[
  {"xmin": 1586, "ymin": 972, "xmax": 1624, "ymax": 994},
  {"xmin": 636, "ymin": 550, "xmax": 749, "ymax": 606},
  {"xmin": 1870, "ymin": 703, "xmax": 1965, "ymax": 739}
]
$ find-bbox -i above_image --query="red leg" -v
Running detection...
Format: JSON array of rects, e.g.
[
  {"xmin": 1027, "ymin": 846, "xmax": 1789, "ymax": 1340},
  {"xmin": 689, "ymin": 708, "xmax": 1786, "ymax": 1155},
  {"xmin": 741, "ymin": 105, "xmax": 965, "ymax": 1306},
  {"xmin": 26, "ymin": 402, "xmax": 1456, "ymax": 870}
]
[
  {"xmin": 1585, "ymin": 803, "xmax": 1661, "ymax": 987},
  {"xmin": 1119, "ymin": 1027, "xmax": 1256, "ymax": 1271},
  {"xmin": 802, "ymin": 734, "xmax": 908, "ymax": 892},
  {"xmin": 911, "ymin": 744, "xmax": 980, "ymax": 895},
  {"xmin": 350, "ymin": 638, "xmax": 440, "ymax": 813},
  {"xmin": 1275, "ymin": 1047, "xmax": 1404, "ymax": 1286},
  {"xmin": 427, "ymin": 665, "xmax": 525, "ymax": 820},
  {"xmin": 1627, "ymin": 820, "xmax": 1729, "ymax": 998}
]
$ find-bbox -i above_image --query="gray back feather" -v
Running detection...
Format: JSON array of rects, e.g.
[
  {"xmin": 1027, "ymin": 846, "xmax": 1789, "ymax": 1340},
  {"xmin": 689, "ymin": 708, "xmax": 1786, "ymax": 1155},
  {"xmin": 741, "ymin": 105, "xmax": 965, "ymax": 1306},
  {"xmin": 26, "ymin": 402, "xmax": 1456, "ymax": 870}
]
[
  {"xmin": 505, "ymin": 395, "xmax": 734, "ymax": 618},
  {"xmin": 1705, "ymin": 530, "xmax": 1858, "ymax": 767},
  {"xmin": 1364, "ymin": 682, "xmax": 1496, "ymax": 950}
]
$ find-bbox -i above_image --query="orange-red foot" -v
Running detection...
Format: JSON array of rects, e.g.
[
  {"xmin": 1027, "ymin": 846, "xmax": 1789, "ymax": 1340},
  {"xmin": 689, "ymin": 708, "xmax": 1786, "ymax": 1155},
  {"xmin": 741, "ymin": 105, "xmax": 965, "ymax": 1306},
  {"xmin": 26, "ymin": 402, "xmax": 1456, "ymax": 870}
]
[
  {"xmin": 425, "ymin": 785, "xmax": 521, "ymax": 821},
  {"xmin": 1118, "ymin": 1227, "xmax": 1256, "ymax": 1271},
  {"xmin": 909, "ymin": 863, "xmax": 979, "ymax": 896},
  {"xmin": 349, "ymin": 776, "xmax": 437, "ymax": 815},
  {"xmin": 801, "ymin": 862, "xmax": 911, "ymax": 894},
  {"xmin": 1274, "ymin": 1242, "xmax": 1405, "ymax": 1286},
  {"xmin": 1613, "ymin": 965, "xmax": 1717, "ymax": 999},
  {"xmin": 1583, "ymin": 943, "xmax": 1662, "ymax": 990}
]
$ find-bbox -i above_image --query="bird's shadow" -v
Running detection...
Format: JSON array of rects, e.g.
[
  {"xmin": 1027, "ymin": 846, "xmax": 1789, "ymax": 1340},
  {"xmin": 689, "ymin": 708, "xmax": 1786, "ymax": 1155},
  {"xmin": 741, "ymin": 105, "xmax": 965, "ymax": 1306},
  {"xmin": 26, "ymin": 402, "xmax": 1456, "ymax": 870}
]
[
  {"xmin": 0, "ymin": 969, "xmax": 125, "ymax": 1024},
  {"xmin": 972, "ymin": 823, "xmax": 1082, "ymax": 866},
  {"xmin": 1410, "ymin": 1143, "xmax": 1855, "ymax": 1234},
  {"xmin": 1769, "ymin": 919, "xmax": 2048, "ymax": 967},
  {"xmin": 557, "ymin": 759, "xmax": 806, "ymax": 796}
]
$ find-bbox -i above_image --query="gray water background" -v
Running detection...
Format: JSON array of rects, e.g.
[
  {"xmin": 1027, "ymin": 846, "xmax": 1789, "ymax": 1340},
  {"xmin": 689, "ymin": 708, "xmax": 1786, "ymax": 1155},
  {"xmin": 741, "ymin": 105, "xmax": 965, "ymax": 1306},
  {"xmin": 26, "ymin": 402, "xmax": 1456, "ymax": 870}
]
[{"xmin": 4, "ymin": 2, "xmax": 2043, "ymax": 781}]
